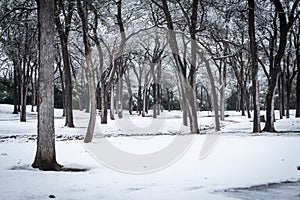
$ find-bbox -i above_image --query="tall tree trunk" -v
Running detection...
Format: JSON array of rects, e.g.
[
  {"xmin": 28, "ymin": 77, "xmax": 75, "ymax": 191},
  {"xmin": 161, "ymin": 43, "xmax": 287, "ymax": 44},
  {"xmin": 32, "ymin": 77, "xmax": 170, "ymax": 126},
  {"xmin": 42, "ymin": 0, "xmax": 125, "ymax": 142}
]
[
  {"xmin": 115, "ymin": 0, "xmax": 126, "ymax": 119},
  {"xmin": 296, "ymin": 22, "xmax": 300, "ymax": 117},
  {"xmin": 264, "ymin": 0, "xmax": 299, "ymax": 129},
  {"xmin": 54, "ymin": 0, "xmax": 75, "ymax": 127},
  {"xmin": 61, "ymin": 39, "xmax": 74, "ymax": 127},
  {"xmin": 248, "ymin": 0, "xmax": 261, "ymax": 133},
  {"xmin": 296, "ymin": 68, "xmax": 300, "ymax": 117},
  {"xmin": 77, "ymin": 0, "xmax": 96, "ymax": 143},
  {"xmin": 32, "ymin": 0, "xmax": 61, "ymax": 171}
]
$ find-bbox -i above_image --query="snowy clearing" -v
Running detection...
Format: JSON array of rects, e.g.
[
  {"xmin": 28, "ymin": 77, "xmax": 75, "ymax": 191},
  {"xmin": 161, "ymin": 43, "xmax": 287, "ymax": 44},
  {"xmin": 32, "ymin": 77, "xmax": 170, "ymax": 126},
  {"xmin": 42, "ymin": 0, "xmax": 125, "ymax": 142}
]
[{"xmin": 0, "ymin": 104, "xmax": 300, "ymax": 200}]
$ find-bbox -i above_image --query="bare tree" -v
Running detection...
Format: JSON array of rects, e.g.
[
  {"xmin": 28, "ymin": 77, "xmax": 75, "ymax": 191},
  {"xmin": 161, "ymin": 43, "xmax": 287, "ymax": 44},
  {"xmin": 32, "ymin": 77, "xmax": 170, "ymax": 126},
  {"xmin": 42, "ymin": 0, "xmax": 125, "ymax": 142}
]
[
  {"xmin": 248, "ymin": 0, "xmax": 261, "ymax": 133},
  {"xmin": 32, "ymin": 0, "xmax": 62, "ymax": 171},
  {"xmin": 54, "ymin": 0, "xmax": 75, "ymax": 127},
  {"xmin": 263, "ymin": 0, "xmax": 299, "ymax": 131},
  {"xmin": 77, "ymin": 0, "xmax": 96, "ymax": 143}
]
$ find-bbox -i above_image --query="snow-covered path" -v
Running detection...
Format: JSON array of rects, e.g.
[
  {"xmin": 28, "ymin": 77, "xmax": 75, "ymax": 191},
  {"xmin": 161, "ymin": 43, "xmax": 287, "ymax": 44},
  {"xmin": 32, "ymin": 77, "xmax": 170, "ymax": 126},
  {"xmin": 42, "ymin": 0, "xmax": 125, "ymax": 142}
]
[{"xmin": 0, "ymin": 104, "xmax": 300, "ymax": 200}]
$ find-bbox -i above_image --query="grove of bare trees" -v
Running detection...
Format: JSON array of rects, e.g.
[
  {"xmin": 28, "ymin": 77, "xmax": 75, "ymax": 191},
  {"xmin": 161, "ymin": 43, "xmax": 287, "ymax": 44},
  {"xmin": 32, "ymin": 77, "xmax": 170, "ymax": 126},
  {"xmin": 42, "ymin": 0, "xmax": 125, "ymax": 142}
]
[{"xmin": 1, "ymin": 0, "xmax": 300, "ymax": 161}]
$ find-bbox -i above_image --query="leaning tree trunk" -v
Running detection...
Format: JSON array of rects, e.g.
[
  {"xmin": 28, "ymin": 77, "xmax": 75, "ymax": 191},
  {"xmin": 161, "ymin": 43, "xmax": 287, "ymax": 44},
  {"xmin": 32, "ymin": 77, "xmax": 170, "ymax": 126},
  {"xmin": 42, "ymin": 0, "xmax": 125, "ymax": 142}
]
[
  {"xmin": 32, "ymin": 0, "xmax": 61, "ymax": 171},
  {"xmin": 200, "ymin": 52, "xmax": 220, "ymax": 131},
  {"xmin": 77, "ymin": 0, "xmax": 96, "ymax": 143}
]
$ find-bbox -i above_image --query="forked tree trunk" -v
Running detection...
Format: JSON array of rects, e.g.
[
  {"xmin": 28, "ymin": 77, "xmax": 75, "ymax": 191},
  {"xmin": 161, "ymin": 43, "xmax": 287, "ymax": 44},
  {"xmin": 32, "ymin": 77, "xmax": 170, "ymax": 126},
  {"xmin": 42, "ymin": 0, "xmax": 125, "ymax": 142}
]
[
  {"xmin": 32, "ymin": 0, "xmax": 61, "ymax": 171},
  {"xmin": 264, "ymin": 0, "xmax": 299, "ymax": 129},
  {"xmin": 54, "ymin": 1, "xmax": 75, "ymax": 127}
]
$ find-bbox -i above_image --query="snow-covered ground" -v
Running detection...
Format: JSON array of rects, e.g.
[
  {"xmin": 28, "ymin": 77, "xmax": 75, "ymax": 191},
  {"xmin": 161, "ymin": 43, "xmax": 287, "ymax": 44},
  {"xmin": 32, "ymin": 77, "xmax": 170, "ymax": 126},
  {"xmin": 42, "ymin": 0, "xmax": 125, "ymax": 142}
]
[{"xmin": 0, "ymin": 104, "xmax": 300, "ymax": 200}]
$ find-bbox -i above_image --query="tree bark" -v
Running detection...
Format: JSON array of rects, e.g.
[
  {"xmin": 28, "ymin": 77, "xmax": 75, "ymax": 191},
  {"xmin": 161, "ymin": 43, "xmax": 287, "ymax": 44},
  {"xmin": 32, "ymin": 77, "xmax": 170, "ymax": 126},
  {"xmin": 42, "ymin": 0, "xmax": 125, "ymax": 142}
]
[
  {"xmin": 31, "ymin": 66, "xmax": 37, "ymax": 112},
  {"xmin": 77, "ymin": 0, "xmax": 96, "ymax": 143},
  {"xmin": 125, "ymin": 73, "xmax": 133, "ymax": 115},
  {"xmin": 296, "ymin": 21, "xmax": 300, "ymax": 117},
  {"xmin": 54, "ymin": 0, "xmax": 75, "ymax": 127},
  {"xmin": 160, "ymin": 0, "xmax": 199, "ymax": 133},
  {"xmin": 264, "ymin": 0, "xmax": 299, "ymax": 130},
  {"xmin": 101, "ymin": 81, "xmax": 108, "ymax": 123},
  {"xmin": 12, "ymin": 63, "xmax": 19, "ymax": 114},
  {"xmin": 199, "ymin": 52, "xmax": 220, "ymax": 131},
  {"xmin": 32, "ymin": 0, "xmax": 61, "ymax": 171},
  {"xmin": 110, "ymin": 83, "xmax": 115, "ymax": 120},
  {"xmin": 248, "ymin": 0, "xmax": 261, "ymax": 133}
]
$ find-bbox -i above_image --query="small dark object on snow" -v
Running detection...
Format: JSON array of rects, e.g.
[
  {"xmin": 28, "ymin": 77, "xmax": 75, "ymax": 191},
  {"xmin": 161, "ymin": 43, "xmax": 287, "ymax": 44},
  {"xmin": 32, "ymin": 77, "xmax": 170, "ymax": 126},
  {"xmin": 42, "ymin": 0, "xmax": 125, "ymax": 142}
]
[
  {"xmin": 260, "ymin": 115, "xmax": 265, "ymax": 122},
  {"xmin": 49, "ymin": 194, "xmax": 55, "ymax": 198},
  {"xmin": 297, "ymin": 166, "xmax": 300, "ymax": 170}
]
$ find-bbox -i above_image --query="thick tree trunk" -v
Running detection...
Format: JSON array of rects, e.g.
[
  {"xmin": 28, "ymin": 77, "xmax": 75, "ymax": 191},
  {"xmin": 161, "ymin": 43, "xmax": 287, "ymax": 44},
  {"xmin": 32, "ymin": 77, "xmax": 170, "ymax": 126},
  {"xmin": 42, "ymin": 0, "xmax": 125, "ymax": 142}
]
[
  {"xmin": 248, "ymin": 0, "xmax": 261, "ymax": 133},
  {"xmin": 263, "ymin": 76, "xmax": 277, "ymax": 132},
  {"xmin": 32, "ymin": 0, "xmax": 61, "ymax": 171}
]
